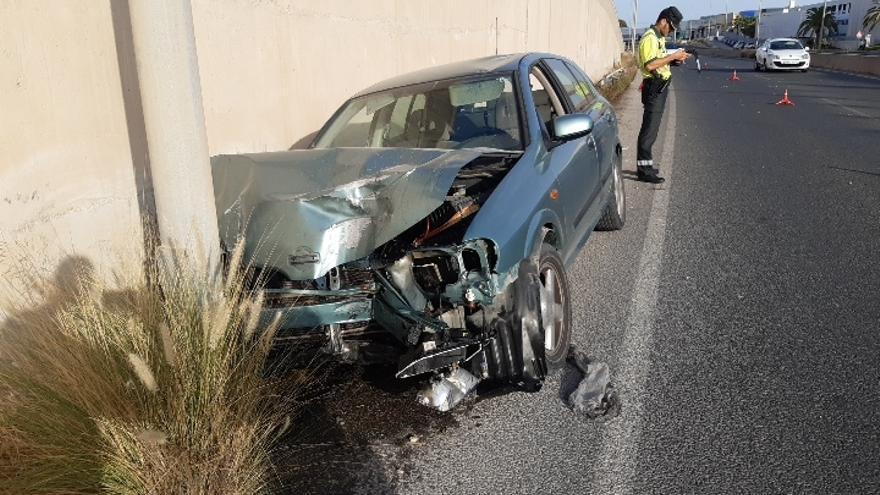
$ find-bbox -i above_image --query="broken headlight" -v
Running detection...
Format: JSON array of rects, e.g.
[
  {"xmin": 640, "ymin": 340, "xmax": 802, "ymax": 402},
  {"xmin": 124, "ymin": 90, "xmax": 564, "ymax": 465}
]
[
  {"xmin": 411, "ymin": 252, "xmax": 460, "ymax": 294},
  {"xmin": 405, "ymin": 240, "xmax": 497, "ymax": 306}
]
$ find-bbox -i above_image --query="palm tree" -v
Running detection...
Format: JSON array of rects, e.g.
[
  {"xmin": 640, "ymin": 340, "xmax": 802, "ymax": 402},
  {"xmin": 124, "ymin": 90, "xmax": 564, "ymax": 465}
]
[
  {"xmin": 734, "ymin": 16, "xmax": 757, "ymax": 38},
  {"xmin": 864, "ymin": 5, "xmax": 880, "ymax": 32},
  {"xmin": 797, "ymin": 7, "xmax": 838, "ymax": 48}
]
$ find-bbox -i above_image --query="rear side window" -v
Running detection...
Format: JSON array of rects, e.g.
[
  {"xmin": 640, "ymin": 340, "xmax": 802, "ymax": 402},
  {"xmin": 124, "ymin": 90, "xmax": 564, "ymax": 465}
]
[
  {"xmin": 564, "ymin": 62, "xmax": 599, "ymax": 110},
  {"xmin": 545, "ymin": 59, "xmax": 596, "ymax": 113}
]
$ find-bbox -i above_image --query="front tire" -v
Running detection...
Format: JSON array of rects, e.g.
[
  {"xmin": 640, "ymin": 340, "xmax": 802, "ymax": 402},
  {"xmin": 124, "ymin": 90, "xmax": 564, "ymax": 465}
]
[
  {"xmin": 595, "ymin": 158, "xmax": 626, "ymax": 231},
  {"xmin": 538, "ymin": 244, "xmax": 571, "ymax": 367}
]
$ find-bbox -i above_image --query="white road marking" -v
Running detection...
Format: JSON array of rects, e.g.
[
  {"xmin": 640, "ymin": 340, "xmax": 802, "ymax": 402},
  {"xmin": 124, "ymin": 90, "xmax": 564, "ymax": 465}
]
[
  {"xmin": 590, "ymin": 89, "xmax": 677, "ymax": 494},
  {"xmin": 820, "ymin": 97, "xmax": 875, "ymax": 119}
]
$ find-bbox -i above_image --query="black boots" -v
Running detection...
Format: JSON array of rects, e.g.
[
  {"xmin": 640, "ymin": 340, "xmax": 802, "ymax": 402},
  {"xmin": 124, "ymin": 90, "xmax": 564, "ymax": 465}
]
[{"xmin": 637, "ymin": 165, "xmax": 666, "ymax": 184}]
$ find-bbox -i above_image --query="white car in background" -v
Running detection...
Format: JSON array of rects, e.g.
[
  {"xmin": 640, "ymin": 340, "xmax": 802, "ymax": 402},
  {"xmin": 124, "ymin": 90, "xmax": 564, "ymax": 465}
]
[{"xmin": 756, "ymin": 38, "xmax": 811, "ymax": 72}]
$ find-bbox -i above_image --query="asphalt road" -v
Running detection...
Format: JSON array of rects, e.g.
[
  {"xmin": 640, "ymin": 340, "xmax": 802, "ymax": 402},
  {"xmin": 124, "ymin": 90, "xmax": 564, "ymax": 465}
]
[{"xmin": 280, "ymin": 58, "xmax": 880, "ymax": 494}]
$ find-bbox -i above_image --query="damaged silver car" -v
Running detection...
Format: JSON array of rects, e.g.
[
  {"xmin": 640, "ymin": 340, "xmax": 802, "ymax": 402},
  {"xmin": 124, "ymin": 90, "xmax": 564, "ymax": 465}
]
[{"xmin": 212, "ymin": 53, "xmax": 625, "ymax": 411}]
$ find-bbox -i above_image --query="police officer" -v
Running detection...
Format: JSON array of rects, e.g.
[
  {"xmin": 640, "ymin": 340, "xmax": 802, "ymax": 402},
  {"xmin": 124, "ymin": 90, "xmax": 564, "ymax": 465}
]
[{"xmin": 636, "ymin": 6, "xmax": 689, "ymax": 184}]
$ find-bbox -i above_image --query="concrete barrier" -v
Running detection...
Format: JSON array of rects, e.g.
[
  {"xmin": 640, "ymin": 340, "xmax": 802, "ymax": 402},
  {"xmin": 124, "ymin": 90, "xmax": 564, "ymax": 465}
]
[{"xmin": 810, "ymin": 53, "xmax": 880, "ymax": 77}]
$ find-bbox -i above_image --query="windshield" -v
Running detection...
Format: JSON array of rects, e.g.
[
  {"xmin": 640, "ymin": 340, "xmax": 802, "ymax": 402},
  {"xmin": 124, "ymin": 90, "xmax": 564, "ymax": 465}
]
[
  {"xmin": 314, "ymin": 75, "xmax": 522, "ymax": 151},
  {"xmin": 770, "ymin": 40, "xmax": 803, "ymax": 50}
]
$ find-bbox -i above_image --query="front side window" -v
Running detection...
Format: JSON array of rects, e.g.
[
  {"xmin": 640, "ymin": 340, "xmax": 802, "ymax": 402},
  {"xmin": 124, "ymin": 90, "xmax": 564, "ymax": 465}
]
[
  {"xmin": 529, "ymin": 67, "xmax": 565, "ymax": 134},
  {"xmin": 314, "ymin": 75, "xmax": 522, "ymax": 151}
]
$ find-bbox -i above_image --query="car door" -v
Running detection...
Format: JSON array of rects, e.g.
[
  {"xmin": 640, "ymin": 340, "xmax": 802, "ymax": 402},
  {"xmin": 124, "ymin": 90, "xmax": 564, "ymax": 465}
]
[
  {"xmin": 564, "ymin": 61, "xmax": 615, "ymax": 185},
  {"xmin": 528, "ymin": 62, "xmax": 599, "ymax": 262},
  {"xmin": 541, "ymin": 59, "xmax": 603, "ymax": 230}
]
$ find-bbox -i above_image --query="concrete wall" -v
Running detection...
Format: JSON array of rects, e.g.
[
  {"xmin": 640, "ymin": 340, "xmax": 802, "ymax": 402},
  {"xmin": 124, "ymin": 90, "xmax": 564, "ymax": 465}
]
[
  {"xmin": 0, "ymin": 0, "xmax": 623, "ymax": 307},
  {"xmin": 0, "ymin": 2, "xmax": 146, "ymax": 294},
  {"xmin": 192, "ymin": 0, "xmax": 624, "ymax": 154}
]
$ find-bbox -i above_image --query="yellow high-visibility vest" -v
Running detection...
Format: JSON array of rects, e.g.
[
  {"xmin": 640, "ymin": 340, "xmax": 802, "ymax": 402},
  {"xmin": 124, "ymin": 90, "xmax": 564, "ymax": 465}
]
[{"xmin": 639, "ymin": 27, "xmax": 672, "ymax": 80}]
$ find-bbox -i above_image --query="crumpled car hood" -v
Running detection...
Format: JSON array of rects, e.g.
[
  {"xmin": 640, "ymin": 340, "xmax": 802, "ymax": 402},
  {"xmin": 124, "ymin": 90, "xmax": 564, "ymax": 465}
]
[{"xmin": 212, "ymin": 148, "xmax": 486, "ymax": 281}]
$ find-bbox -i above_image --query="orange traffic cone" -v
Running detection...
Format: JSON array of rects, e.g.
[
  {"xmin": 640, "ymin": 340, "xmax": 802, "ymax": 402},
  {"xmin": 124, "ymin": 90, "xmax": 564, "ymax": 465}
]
[
  {"xmin": 729, "ymin": 70, "xmax": 741, "ymax": 81},
  {"xmin": 776, "ymin": 89, "xmax": 795, "ymax": 106}
]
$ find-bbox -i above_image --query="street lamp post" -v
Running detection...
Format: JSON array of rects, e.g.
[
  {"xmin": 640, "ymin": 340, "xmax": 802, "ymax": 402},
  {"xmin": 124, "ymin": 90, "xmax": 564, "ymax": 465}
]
[
  {"xmin": 818, "ymin": 0, "xmax": 828, "ymax": 49},
  {"xmin": 725, "ymin": 1, "xmax": 730, "ymax": 31},
  {"xmin": 756, "ymin": 0, "xmax": 762, "ymax": 41},
  {"xmin": 632, "ymin": 0, "xmax": 638, "ymax": 53}
]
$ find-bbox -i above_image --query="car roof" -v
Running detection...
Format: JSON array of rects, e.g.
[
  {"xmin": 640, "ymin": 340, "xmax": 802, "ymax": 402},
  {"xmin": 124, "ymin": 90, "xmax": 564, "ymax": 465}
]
[
  {"xmin": 353, "ymin": 53, "xmax": 556, "ymax": 97},
  {"xmin": 769, "ymin": 38, "xmax": 801, "ymax": 43}
]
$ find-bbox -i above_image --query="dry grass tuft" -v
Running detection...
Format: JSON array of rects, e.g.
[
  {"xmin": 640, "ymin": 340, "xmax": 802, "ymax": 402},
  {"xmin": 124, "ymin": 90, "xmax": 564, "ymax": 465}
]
[
  {"xmin": 597, "ymin": 53, "xmax": 638, "ymax": 102},
  {"xmin": 0, "ymin": 242, "xmax": 298, "ymax": 494}
]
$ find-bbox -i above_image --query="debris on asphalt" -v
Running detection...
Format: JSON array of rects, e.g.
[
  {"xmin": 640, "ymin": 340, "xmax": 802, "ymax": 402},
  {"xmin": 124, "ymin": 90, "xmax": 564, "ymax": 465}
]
[
  {"xmin": 417, "ymin": 367, "xmax": 480, "ymax": 412},
  {"xmin": 562, "ymin": 347, "xmax": 620, "ymax": 421}
]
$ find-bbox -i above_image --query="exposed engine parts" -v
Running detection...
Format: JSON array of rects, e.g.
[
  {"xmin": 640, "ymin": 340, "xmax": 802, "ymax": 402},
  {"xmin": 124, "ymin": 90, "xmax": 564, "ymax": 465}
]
[{"xmin": 250, "ymin": 152, "xmax": 548, "ymax": 410}]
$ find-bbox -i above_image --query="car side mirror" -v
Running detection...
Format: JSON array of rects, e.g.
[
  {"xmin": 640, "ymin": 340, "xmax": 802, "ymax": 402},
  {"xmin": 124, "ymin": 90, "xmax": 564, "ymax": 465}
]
[
  {"xmin": 805, "ymin": 46, "xmax": 810, "ymax": 52},
  {"xmin": 552, "ymin": 114, "xmax": 593, "ymax": 141}
]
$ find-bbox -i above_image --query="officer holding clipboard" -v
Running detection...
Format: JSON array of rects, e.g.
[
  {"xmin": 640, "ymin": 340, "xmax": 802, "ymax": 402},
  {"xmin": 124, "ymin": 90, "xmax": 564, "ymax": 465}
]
[{"xmin": 636, "ymin": 6, "xmax": 690, "ymax": 184}]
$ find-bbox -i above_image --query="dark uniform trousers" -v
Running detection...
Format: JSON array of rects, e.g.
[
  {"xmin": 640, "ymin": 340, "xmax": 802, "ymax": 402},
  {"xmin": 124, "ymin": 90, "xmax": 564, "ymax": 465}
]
[{"xmin": 637, "ymin": 77, "xmax": 670, "ymax": 167}]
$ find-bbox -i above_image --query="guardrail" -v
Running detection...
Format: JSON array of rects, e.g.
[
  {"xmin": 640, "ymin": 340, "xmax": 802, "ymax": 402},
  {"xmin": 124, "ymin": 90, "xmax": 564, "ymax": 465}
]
[{"xmin": 596, "ymin": 67, "xmax": 627, "ymax": 90}]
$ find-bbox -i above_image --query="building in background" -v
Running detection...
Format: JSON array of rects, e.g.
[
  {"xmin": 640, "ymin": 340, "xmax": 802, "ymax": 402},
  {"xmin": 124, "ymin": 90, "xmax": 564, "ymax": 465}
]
[
  {"xmin": 757, "ymin": 0, "xmax": 880, "ymax": 49},
  {"xmin": 679, "ymin": 19, "xmax": 702, "ymax": 39},
  {"xmin": 677, "ymin": 0, "xmax": 879, "ymax": 47},
  {"xmin": 680, "ymin": 13, "xmax": 737, "ymax": 40},
  {"xmin": 757, "ymin": 5, "xmax": 809, "ymax": 41},
  {"xmin": 621, "ymin": 26, "xmax": 648, "ymax": 50}
]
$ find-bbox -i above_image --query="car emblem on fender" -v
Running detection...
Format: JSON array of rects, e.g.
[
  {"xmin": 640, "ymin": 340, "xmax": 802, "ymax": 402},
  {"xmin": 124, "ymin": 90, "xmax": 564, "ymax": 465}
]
[{"xmin": 289, "ymin": 247, "xmax": 320, "ymax": 264}]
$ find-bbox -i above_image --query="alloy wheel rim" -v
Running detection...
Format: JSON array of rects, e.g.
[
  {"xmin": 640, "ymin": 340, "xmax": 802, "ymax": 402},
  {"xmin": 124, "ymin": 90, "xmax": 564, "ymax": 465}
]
[
  {"xmin": 614, "ymin": 162, "xmax": 625, "ymax": 218},
  {"xmin": 539, "ymin": 263, "xmax": 565, "ymax": 353}
]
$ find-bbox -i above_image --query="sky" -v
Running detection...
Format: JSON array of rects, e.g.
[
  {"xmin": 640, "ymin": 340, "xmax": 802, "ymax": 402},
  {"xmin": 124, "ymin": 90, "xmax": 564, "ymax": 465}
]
[{"xmin": 614, "ymin": 0, "xmax": 793, "ymax": 27}]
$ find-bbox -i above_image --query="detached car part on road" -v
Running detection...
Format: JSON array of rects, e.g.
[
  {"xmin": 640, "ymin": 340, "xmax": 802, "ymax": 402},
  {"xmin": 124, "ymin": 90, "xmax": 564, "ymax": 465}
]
[{"xmin": 212, "ymin": 53, "xmax": 626, "ymax": 410}]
